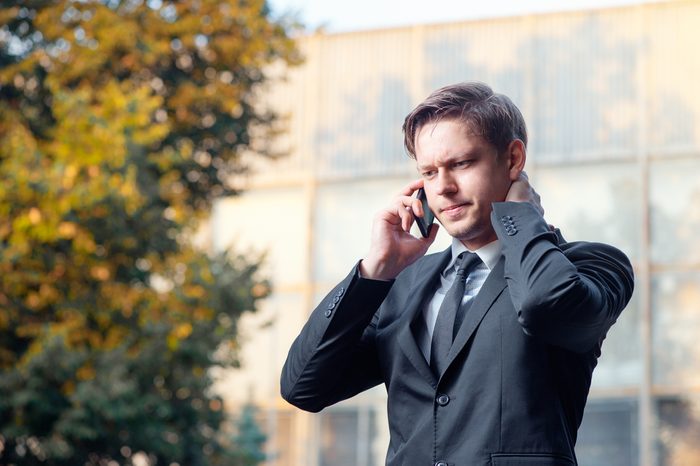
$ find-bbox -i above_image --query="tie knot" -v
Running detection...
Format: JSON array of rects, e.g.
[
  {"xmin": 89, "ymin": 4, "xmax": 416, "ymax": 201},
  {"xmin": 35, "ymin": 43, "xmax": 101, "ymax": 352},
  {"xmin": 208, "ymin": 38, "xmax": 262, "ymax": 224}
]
[{"xmin": 455, "ymin": 252, "xmax": 481, "ymax": 277}]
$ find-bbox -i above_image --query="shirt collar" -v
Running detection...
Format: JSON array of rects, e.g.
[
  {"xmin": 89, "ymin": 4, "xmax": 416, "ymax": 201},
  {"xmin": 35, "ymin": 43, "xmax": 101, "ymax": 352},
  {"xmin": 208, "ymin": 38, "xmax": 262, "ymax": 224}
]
[{"xmin": 445, "ymin": 237, "xmax": 502, "ymax": 273}]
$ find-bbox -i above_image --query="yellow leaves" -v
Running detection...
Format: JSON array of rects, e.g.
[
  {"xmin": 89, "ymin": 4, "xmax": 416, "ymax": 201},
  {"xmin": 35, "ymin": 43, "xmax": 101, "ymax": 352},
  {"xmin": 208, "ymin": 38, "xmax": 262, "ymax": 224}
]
[
  {"xmin": 0, "ymin": 223, "xmax": 9, "ymax": 244},
  {"xmin": 76, "ymin": 363, "xmax": 96, "ymax": 381},
  {"xmin": 0, "ymin": 102, "xmax": 38, "ymax": 154},
  {"xmin": 11, "ymin": 207, "xmax": 60, "ymax": 251},
  {"xmin": 167, "ymin": 322, "xmax": 193, "ymax": 350},
  {"xmin": 61, "ymin": 165, "xmax": 79, "ymax": 190},
  {"xmin": 25, "ymin": 293, "xmax": 41, "ymax": 310},
  {"xmin": 193, "ymin": 307, "xmax": 214, "ymax": 321},
  {"xmin": 103, "ymin": 326, "xmax": 128, "ymax": 350},
  {"xmin": 16, "ymin": 321, "xmax": 43, "ymax": 339},
  {"xmin": 99, "ymin": 282, "xmax": 156, "ymax": 320},
  {"xmin": 174, "ymin": 323, "xmax": 193, "ymax": 339},
  {"xmin": 2, "ymin": 78, "xmax": 170, "ymax": 258},
  {"xmin": 49, "ymin": 80, "xmax": 168, "ymax": 172},
  {"xmin": 62, "ymin": 380, "xmax": 76, "ymax": 396},
  {"xmin": 40, "ymin": 283, "xmax": 59, "ymax": 301},
  {"xmin": 58, "ymin": 222, "xmax": 78, "ymax": 239},
  {"xmin": 251, "ymin": 282, "xmax": 269, "ymax": 298},
  {"xmin": 7, "ymin": 78, "xmax": 173, "ymax": 229},
  {"xmin": 28, "ymin": 208, "xmax": 42, "ymax": 225},
  {"xmin": 0, "ymin": 7, "xmax": 18, "ymax": 25},
  {"xmin": 33, "ymin": 2, "xmax": 138, "ymax": 84},
  {"xmin": 183, "ymin": 284, "xmax": 206, "ymax": 299},
  {"xmin": 0, "ymin": 310, "xmax": 8, "ymax": 338},
  {"xmin": 23, "ymin": 284, "xmax": 61, "ymax": 310},
  {"xmin": 90, "ymin": 265, "xmax": 111, "ymax": 282},
  {"xmin": 70, "ymin": 228, "xmax": 97, "ymax": 254},
  {"xmin": 0, "ymin": 0, "xmax": 285, "ymax": 401}
]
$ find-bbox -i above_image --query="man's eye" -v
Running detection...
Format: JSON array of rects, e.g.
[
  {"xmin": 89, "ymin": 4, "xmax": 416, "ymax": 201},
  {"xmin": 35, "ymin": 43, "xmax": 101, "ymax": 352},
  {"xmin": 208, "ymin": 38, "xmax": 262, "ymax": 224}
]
[
  {"xmin": 455, "ymin": 160, "xmax": 471, "ymax": 168},
  {"xmin": 422, "ymin": 170, "xmax": 436, "ymax": 178}
]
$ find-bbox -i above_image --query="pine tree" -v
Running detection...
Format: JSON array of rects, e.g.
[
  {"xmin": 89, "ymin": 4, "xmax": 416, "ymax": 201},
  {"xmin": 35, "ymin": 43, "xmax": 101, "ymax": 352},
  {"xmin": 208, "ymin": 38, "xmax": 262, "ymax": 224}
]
[{"xmin": 231, "ymin": 404, "xmax": 268, "ymax": 466}]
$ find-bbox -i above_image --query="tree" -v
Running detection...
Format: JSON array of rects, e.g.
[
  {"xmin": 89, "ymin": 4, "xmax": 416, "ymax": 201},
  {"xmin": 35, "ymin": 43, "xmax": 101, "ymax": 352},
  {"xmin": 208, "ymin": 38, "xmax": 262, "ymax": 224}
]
[
  {"xmin": 211, "ymin": 403, "xmax": 268, "ymax": 466},
  {"xmin": 0, "ymin": 1, "xmax": 300, "ymax": 464}
]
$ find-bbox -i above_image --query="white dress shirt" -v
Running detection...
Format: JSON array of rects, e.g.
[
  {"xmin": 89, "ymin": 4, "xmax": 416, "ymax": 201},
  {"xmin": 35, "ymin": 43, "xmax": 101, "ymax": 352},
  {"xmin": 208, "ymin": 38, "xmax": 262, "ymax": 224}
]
[{"xmin": 419, "ymin": 238, "xmax": 503, "ymax": 360}]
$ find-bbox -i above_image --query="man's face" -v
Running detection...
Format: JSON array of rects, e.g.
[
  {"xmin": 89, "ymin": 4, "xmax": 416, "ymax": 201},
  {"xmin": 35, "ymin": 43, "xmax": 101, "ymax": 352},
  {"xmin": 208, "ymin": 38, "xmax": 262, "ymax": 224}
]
[{"xmin": 415, "ymin": 119, "xmax": 513, "ymax": 250}]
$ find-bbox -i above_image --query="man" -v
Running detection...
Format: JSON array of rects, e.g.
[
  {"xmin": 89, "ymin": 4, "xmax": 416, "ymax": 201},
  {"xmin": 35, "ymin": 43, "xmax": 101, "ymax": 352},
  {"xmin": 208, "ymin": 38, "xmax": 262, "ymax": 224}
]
[{"xmin": 280, "ymin": 82, "xmax": 634, "ymax": 466}]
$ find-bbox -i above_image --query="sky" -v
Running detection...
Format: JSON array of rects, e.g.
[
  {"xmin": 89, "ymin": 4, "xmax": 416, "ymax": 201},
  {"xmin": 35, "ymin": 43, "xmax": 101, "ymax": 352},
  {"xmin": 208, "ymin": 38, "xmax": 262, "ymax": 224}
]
[{"xmin": 267, "ymin": 0, "xmax": 659, "ymax": 33}]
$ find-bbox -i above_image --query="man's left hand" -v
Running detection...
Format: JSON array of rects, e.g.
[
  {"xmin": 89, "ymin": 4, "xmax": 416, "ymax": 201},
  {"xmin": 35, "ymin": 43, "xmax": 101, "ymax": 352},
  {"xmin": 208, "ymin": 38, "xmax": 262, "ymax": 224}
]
[{"xmin": 505, "ymin": 171, "xmax": 545, "ymax": 217}]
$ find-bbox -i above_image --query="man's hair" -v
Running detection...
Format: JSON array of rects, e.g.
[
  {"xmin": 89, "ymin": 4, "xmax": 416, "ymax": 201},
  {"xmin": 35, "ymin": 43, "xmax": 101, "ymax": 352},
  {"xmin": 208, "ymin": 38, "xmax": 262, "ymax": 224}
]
[{"xmin": 402, "ymin": 82, "xmax": 527, "ymax": 158}]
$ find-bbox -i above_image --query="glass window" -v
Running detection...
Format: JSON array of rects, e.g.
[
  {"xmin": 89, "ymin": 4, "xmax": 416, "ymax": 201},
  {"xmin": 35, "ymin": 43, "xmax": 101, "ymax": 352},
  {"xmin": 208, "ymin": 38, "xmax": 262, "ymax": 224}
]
[
  {"xmin": 262, "ymin": 409, "xmax": 295, "ymax": 466},
  {"xmin": 652, "ymin": 271, "xmax": 700, "ymax": 387},
  {"xmin": 313, "ymin": 178, "xmax": 412, "ymax": 284},
  {"xmin": 423, "ymin": 18, "xmax": 528, "ymax": 109},
  {"xmin": 216, "ymin": 292, "xmax": 305, "ymax": 405},
  {"xmin": 212, "ymin": 188, "xmax": 309, "ymax": 288},
  {"xmin": 648, "ymin": 2, "xmax": 700, "ymax": 153},
  {"xmin": 650, "ymin": 159, "xmax": 700, "ymax": 266},
  {"xmin": 319, "ymin": 408, "xmax": 376, "ymax": 466},
  {"xmin": 657, "ymin": 396, "xmax": 700, "ymax": 466},
  {"xmin": 314, "ymin": 31, "xmax": 417, "ymax": 179},
  {"xmin": 591, "ymin": 284, "xmax": 642, "ymax": 389},
  {"xmin": 527, "ymin": 12, "xmax": 641, "ymax": 162},
  {"xmin": 534, "ymin": 163, "xmax": 641, "ymax": 262},
  {"xmin": 576, "ymin": 398, "xmax": 638, "ymax": 466}
]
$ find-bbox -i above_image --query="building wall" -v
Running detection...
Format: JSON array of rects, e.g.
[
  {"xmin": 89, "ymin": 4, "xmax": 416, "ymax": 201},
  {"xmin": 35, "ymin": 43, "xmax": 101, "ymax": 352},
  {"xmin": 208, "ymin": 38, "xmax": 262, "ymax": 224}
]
[{"xmin": 212, "ymin": 2, "xmax": 700, "ymax": 465}]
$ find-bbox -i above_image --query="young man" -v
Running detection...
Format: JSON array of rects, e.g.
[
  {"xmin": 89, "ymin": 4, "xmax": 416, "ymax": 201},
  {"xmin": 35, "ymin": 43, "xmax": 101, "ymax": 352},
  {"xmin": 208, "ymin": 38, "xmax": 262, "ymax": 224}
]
[{"xmin": 281, "ymin": 82, "xmax": 634, "ymax": 466}]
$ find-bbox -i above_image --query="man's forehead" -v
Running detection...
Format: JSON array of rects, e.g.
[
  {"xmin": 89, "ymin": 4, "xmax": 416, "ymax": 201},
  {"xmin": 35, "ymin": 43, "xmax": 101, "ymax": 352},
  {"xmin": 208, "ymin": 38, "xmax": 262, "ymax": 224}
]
[
  {"xmin": 415, "ymin": 118, "xmax": 484, "ymax": 142},
  {"xmin": 415, "ymin": 120, "xmax": 488, "ymax": 152}
]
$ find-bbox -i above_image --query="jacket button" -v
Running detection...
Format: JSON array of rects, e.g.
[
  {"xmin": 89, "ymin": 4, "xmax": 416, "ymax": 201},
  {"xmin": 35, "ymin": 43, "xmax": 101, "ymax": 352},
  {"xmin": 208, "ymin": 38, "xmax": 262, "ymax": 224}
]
[
  {"xmin": 436, "ymin": 394, "xmax": 450, "ymax": 406},
  {"xmin": 435, "ymin": 462, "xmax": 448, "ymax": 466}
]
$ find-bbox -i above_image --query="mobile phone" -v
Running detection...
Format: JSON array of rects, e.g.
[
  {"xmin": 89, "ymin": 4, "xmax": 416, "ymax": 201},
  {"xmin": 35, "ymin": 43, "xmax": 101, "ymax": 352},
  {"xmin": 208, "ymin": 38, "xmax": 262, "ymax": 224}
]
[{"xmin": 413, "ymin": 188, "xmax": 435, "ymax": 238}]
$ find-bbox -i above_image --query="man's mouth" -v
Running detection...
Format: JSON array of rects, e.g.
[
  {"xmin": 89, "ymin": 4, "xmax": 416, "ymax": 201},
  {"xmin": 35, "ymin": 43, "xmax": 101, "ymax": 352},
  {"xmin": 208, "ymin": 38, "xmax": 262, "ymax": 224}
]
[{"xmin": 440, "ymin": 202, "xmax": 469, "ymax": 217}]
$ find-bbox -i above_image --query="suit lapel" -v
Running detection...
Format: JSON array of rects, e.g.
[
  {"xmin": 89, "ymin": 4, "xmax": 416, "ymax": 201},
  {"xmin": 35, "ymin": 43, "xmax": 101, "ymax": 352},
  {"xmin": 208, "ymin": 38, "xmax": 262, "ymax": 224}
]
[
  {"xmin": 397, "ymin": 248, "xmax": 451, "ymax": 386},
  {"xmin": 445, "ymin": 257, "xmax": 507, "ymax": 370}
]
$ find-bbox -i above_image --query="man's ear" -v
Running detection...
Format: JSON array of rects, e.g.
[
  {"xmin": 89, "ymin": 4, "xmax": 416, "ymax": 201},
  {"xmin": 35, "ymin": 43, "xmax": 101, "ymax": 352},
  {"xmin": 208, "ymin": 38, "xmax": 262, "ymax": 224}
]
[{"xmin": 506, "ymin": 139, "xmax": 526, "ymax": 181}]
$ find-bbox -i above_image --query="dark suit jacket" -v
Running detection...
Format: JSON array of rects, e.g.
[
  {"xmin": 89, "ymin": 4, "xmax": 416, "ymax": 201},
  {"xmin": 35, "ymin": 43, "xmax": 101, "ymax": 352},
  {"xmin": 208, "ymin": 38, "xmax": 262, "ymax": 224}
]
[{"xmin": 281, "ymin": 202, "xmax": 634, "ymax": 466}]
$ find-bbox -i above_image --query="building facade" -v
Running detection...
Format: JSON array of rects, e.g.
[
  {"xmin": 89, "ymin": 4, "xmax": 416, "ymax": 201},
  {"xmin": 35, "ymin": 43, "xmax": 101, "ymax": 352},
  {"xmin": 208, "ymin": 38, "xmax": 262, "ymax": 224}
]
[{"xmin": 212, "ymin": 2, "xmax": 700, "ymax": 465}]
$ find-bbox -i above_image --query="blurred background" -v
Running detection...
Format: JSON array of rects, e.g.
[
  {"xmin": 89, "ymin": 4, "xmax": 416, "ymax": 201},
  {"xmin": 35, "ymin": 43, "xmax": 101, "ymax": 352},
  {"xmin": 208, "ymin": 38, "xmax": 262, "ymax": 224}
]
[{"xmin": 1, "ymin": 1, "xmax": 699, "ymax": 465}]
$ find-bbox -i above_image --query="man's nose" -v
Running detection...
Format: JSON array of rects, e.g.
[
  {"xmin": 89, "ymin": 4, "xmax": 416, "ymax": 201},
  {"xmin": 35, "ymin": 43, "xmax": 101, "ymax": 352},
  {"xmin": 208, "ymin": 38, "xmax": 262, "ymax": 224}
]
[{"xmin": 436, "ymin": 170, "xmax": 458, "ymax": 195}]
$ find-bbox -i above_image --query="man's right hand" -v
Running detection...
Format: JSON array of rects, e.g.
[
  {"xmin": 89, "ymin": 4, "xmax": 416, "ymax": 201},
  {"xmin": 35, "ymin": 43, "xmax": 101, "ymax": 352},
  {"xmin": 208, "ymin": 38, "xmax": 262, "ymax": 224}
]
[{"xmin": 359, "ymin": 179, "xmax": 439, "ymax": 280}]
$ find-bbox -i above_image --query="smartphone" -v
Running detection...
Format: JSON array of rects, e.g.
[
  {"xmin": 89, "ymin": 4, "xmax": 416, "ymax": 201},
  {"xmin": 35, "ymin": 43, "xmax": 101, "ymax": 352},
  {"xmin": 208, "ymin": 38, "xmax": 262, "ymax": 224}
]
[{"xmin": 413, "ymin": 188, "xmax": 435, "ymax": 238}]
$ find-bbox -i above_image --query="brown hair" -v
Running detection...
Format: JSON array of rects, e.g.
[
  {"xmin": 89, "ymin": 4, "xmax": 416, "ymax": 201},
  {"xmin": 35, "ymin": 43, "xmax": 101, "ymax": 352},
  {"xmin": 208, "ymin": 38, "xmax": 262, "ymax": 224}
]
[{"xmin": 402, "ymin": 82, "xmax": 527, "ymax": 158}]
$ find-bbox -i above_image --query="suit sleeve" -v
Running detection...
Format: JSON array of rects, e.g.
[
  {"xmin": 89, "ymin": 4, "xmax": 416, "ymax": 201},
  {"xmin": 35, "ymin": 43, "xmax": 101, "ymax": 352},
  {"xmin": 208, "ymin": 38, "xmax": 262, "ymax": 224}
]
[
  {"xmin": 280, "ymin": 262, "xmax": 393, "ymax": 412},
  {"xmin": 492, "ymin": 202, "xmax": 635, "ymax": 353}
]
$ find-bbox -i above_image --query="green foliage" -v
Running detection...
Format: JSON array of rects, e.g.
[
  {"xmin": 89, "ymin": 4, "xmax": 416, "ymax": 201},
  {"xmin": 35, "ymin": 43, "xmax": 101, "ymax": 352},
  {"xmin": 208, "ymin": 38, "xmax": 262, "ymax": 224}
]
[
  {"xmin": 0, "ymin": 0, "xmax": 299, "ymax": 464},
  {"xmin": 210, "ymin": 403, "xmax": 268, "ymax": 466}
]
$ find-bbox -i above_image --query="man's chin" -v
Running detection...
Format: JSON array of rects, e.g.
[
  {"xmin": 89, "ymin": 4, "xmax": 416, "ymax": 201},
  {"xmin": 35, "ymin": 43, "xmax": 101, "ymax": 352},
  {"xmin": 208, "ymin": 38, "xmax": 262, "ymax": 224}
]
[
  {"xmin": 441, "ymin": 222, "xmax": 476, "ymax": 242},
  {"xmin": 442, "ymin": 222, "xmax": 494, "ymax": 247}
]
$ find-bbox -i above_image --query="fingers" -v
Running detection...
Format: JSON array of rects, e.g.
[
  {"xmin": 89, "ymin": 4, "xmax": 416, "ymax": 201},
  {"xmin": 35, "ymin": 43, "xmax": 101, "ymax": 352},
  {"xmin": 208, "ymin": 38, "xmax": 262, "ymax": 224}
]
[
  {"xmin": 399, "ymin": 178, "xmax": 424, "ymax": 196},
  {"xmin": 506, "ymin": 171, "xmax": 545, "ymax": 217},
  {"xmin": 393, "ymin": 179, "xmax": 426, "ymax": 232},
  {"xmin": 397, "ymin": 197, "xmax": 421, "ymax": 232}
]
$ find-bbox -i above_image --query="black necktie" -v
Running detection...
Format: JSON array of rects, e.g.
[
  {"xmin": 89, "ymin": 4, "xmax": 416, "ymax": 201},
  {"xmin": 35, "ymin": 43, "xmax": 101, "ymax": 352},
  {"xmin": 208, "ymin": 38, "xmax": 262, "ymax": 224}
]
[{"xmin": 430, "ymin": 252, "xmax": 482, "ymax": 376}]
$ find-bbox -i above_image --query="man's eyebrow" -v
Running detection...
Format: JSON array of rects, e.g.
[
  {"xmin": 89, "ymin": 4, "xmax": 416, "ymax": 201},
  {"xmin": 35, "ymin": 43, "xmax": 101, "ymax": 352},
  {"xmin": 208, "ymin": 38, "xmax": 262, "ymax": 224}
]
[
  {"xmin": 450, "ymin": 149, "xmax": 480, "ymax": 160},
  {"xmin": 417, "ymin": 150, "xmax": 480, "ymax": 170}
]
